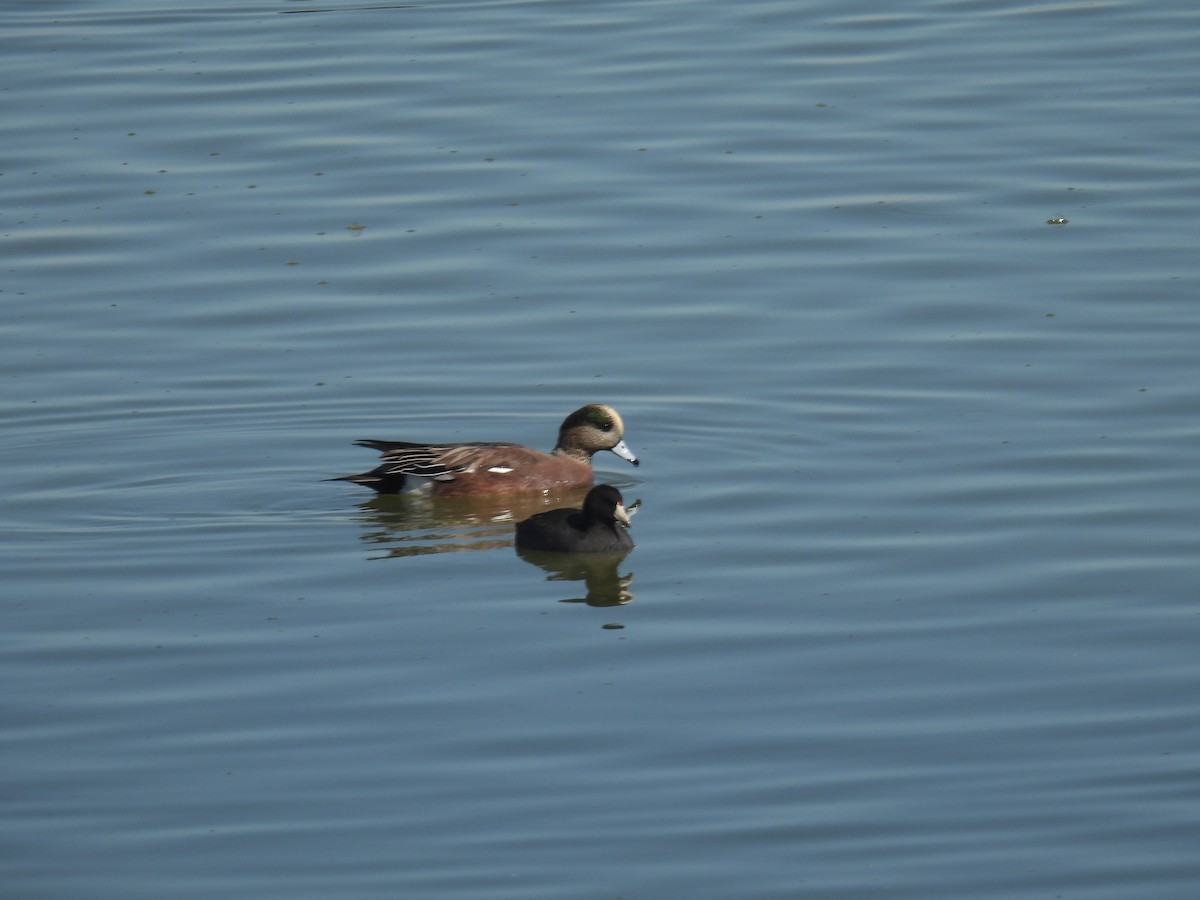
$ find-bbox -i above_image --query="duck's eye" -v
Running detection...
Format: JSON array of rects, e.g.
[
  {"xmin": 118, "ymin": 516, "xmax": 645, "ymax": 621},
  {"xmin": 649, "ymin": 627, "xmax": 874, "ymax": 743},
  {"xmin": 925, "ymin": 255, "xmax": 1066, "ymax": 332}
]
[{"xmin": 600, "ymin": 420, "xmax": 613, "ymax": 431}]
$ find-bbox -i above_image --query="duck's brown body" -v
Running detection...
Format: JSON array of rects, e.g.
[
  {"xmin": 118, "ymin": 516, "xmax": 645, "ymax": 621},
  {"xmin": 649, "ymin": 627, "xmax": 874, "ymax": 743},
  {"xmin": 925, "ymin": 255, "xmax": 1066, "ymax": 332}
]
[{"xmin": 332, "ymin": 404, "xmax": 638, "ymax": 496}]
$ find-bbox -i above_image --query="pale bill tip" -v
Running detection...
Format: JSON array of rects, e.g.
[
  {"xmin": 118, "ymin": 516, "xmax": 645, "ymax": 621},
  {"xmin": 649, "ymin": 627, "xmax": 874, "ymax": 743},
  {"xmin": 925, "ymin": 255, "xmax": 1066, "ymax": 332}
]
[{"xmin": 611, "ymin": 439, "xmax": 639, "ymax": 467}]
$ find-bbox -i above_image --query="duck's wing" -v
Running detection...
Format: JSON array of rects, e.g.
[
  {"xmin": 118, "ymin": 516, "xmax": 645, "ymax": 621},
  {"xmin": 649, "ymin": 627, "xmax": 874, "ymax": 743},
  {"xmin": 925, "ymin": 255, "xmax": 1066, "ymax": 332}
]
[{"xmin": 360, "ymin": 441, "xmax": 516, "ymax": 481}]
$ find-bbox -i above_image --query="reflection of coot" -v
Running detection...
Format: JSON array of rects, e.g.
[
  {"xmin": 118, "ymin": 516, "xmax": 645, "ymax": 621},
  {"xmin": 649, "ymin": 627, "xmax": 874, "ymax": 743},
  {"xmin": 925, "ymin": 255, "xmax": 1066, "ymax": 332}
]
[
  {"xmin": 514, "ymin": 485, "xmax": 634, "ymax": 553},
  {"xmin": 515, "ymin": 547, "xmax": 634, "ymax": 607}
]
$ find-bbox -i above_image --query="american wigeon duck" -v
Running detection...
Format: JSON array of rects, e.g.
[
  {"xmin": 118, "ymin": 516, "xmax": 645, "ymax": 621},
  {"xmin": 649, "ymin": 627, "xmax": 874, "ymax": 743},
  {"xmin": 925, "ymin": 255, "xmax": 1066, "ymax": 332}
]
[
  {"xmin": 332, "ymin": 404, "xmax": 638, "ymax": 495},
  {"xmin": 514, "ymin": 484, "xmax": 634, "ymax": 553}
]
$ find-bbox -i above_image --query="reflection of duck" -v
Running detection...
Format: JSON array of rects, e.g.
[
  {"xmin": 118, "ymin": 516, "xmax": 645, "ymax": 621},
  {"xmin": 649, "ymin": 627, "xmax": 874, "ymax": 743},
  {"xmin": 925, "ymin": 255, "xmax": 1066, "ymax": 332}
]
[
  {"xmin": 515, "ymin": 485, "xmax": 634, "ymax": 553},
  {"xmin": 516, "ymin": 547, "xmax": 634, "ymax": 607},
  {"xmin": 332, "ymin": 404, "xmax": 638, "ymax": 495},
  {"xmin": 352, "ymin": 488, "xmax": 592, "ymax": 558}
]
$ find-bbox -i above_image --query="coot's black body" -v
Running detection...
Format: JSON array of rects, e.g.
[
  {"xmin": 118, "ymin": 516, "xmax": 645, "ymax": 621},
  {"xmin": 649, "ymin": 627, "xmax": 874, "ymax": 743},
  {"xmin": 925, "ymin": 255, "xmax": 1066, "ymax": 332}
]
[{"xmin": 514, "ymin": 485, "xmax": 634, "ymax": 553}]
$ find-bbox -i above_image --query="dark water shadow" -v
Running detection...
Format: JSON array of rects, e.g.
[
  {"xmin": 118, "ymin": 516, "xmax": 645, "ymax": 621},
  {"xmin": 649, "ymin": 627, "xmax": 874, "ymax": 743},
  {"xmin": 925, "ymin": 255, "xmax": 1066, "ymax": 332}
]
[
  {"xmin": 871, "ymin": 186, "xmax": 1118, "ymax": 220},
  {"xmin": 279, "ymin": 4, "xmax": 419, "ymax": 14}
]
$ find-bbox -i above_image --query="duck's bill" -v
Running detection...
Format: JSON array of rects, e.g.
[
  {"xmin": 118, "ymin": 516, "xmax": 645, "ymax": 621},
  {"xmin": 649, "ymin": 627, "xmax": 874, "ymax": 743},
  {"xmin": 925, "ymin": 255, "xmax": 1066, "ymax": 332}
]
[{"xmin": 610, "ymin": 440, "xmax": 639, "ymax": 467}]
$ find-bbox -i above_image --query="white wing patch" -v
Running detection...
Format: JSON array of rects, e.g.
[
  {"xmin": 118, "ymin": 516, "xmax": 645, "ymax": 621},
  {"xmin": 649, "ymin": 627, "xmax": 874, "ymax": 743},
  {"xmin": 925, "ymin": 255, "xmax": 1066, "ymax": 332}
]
[{"xmin": 486, "ymin": 465, "xmax": 514, "ymax": 474}]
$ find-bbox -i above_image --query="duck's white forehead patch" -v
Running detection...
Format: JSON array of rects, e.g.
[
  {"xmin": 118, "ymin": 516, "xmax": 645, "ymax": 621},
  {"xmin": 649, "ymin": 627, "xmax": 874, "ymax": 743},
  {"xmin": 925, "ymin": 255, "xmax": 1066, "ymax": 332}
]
[{"xmin": 486, "ymin": 465, "xmax": 514, "ymax": 474}]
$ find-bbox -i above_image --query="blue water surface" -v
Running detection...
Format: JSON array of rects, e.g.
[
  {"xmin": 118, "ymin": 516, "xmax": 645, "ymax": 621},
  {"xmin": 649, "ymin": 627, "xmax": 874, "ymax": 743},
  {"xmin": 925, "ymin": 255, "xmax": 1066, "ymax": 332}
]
[{"xmin": 3, "ymin": 1, "xmax": 1199, "ymax": 897}]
